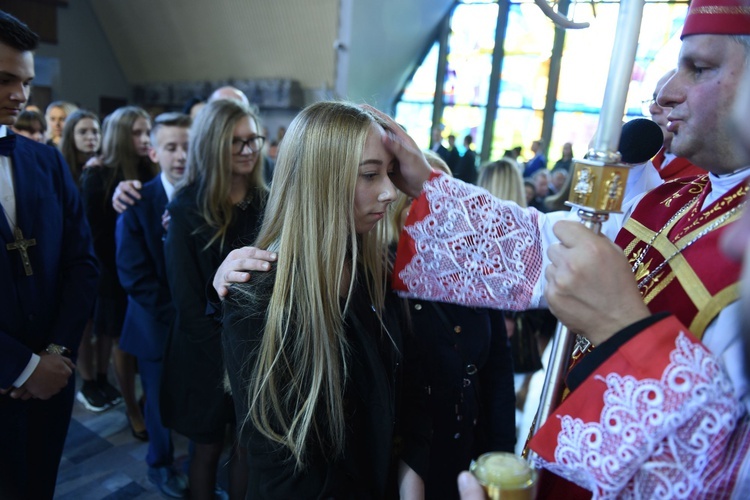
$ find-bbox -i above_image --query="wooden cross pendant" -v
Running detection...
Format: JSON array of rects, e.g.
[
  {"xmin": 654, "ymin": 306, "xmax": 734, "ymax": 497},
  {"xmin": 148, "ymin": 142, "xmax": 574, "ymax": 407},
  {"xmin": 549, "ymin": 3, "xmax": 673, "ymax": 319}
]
[{"xmin": 6, "ymin": 227, "xmax": 36, "ymax": 276}]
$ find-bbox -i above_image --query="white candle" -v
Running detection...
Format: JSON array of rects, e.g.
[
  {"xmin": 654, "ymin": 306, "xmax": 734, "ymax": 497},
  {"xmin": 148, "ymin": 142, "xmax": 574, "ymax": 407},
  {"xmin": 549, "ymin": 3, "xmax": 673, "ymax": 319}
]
[{"xmin": 590, "ymin": 0, "xmax": 646, "ymax": 162}]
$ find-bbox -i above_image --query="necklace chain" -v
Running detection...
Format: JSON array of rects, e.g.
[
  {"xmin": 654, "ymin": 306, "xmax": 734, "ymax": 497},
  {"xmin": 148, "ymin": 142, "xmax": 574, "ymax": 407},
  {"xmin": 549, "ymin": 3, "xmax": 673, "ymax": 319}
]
[
  {"xmin": 629, "ymin": 194, "xmax": 700, "ymax": 277},
  {"xmin": 634, "ymin": 199, "xmax": 746, "ymax": 290}
]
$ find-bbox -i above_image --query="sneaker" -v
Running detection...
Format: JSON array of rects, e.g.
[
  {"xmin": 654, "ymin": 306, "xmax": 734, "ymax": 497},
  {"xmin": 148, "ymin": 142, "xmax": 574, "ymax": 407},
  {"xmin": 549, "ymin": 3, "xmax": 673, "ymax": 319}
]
[
  {"xmin": 98, "ymin": 378, "xmax": 123, "ymax": 406},
  {"xmin": 148, "ymin": 466, "xmax": 187, "ymax": 499},
  {"xmin": 76, "ymin": 383, "xmax": 111, "ymax": 412}
]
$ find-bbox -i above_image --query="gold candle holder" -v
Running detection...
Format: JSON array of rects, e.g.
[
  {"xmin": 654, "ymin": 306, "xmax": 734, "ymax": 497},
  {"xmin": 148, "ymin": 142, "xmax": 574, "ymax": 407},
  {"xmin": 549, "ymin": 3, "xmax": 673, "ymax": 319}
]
[
  {"xmin": 567, "ymin": 158, "xmax": 630, "ymax": 214},
  {"xmin": 470, "ymin": 452, "xmax": 537, "ymax": 500}
]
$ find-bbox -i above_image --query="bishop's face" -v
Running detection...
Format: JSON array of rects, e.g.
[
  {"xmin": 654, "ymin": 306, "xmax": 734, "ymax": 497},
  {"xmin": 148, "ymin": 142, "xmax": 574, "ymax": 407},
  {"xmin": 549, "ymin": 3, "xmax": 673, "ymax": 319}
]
[
  {"xmin": 0, "ymin": 42, "xmax": 33, "ymax": 126},
  {"xmin": 658, "ymin": 35, "xmax": 747, "ymax": 174}
]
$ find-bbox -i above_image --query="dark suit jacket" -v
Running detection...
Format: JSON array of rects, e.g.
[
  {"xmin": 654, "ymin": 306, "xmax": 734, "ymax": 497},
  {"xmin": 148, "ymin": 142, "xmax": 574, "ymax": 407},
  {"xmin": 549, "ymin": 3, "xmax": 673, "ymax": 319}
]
[
  {"xmin": 0, "ymin": 133, "xmax": 98, "ymax": 387},
  {"xmin": 435, "ymin": 144, "xmax": 450, "ymax": 164},
  {"xmin": 447, "ymin": 147, "xmax": 461, "ymax": 171},
  {"xmin": 115, "ymin": 176, "xmax": 172, "ymax": 361},
  {"xmin": 455, "ymin": 149, "xmax": 478, "ymax": 184},
  {"xmin": 80, "ymin": 159, "xmax": 155, "ymax": 301}
]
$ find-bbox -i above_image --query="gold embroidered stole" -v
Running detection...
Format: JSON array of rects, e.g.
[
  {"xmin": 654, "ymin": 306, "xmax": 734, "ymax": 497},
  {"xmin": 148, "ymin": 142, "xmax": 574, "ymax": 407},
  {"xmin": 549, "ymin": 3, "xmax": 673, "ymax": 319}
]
[{"xmin": 616, "ymin": 176, "xmax": 745, "ymax": 339}]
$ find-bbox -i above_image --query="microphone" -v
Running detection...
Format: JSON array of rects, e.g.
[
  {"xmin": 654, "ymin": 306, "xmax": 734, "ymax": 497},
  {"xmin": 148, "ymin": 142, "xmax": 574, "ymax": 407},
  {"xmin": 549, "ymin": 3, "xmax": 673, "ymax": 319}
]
[{"xmin": 618, "ymin": 118, "xmax": 664, "ymax": 164}]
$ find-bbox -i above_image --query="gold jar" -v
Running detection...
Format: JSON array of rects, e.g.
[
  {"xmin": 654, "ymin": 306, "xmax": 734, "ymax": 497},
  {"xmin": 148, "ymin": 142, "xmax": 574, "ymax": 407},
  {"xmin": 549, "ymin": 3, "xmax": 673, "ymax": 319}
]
[{"xmin": 470, "ymin": 452, "xmax": 537, "ymax": 500}]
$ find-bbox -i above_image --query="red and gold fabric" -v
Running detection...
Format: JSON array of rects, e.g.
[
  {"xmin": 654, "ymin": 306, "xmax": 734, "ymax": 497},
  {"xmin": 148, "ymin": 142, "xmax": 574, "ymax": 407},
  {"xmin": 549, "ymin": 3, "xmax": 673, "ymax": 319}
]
[
  {"xmin": 615, "ymin": 175, "xmax": 745, "ymax": 338},
  {"xmin": 682, "ymin": 0, "xmax": 750, "ymax": 38},
  {"xmin": 529, "ymin": 315, "xmax": 750, "ymax": 499},
  {"xmin": 651, "ymin": 147, "xmax": 706, "ymax": 182}
]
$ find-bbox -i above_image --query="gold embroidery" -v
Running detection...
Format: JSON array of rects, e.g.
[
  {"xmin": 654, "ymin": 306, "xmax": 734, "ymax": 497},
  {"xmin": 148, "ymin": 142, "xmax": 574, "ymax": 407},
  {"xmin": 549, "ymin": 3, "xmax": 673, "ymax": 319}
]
[
  {"xmin": 674, "ymin": 185, "xmax": 749, "ymax": 240},
  {"xmin": 630, "ymin": 247, "xmax": 653, "ymax": 283},
  {"xmin": 689, "ymin": 285, "xmax": 740, "ymax": 338},
  {"xmin": 692, "ymin": 6, "xmax": 750, "ymax": 14},
  {"xmin": 642, "ymin": 270, "xmax": 675, "ymax": 305},
  {"xmin": 659, "ymin": 177, "xmax": 707, "ymax": 208}
]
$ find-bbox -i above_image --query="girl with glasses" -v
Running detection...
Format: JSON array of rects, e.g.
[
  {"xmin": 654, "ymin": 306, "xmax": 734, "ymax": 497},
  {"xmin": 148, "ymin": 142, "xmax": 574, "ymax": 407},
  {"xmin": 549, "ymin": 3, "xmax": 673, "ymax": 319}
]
[{"xmin": 161, "ymin": 99, "xmax": 266, "ymax": 499}]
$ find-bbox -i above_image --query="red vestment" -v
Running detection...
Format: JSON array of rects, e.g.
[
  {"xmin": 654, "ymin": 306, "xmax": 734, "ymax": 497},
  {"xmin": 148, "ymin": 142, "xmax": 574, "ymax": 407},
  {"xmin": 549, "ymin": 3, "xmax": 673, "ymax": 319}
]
[
  {"xmin": 652, "ymin": 147, "xmax": 706, "ymax": 182},
  {"xmin": 615, "ymin": 175, "xmax": 745, "ymax": 337},
  {"xmin": 529, "ymin": 316, "xmax": 750, "ymax": 499},
  {"xmin": 393, "ymin": 173, "xmax": 748, "ymax": 497}
]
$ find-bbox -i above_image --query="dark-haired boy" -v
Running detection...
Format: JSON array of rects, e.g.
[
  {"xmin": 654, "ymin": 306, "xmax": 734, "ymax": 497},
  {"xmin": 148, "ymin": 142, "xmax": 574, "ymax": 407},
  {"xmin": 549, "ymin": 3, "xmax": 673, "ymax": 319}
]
[
  {"xmin": 0, "ymin": 10, "xmax": 98, "ymax": 499},
  {"xmin": 116, "ymin": 112, "xmax": 191, "ymax": 498}
]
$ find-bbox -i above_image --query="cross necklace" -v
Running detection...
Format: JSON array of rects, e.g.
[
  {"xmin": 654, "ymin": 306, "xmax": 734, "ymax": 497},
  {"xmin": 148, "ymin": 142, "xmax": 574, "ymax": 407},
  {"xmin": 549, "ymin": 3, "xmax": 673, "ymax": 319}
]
[{"xmin": 1, "ymin": 204, "xmax": 35, "ymax": 276}]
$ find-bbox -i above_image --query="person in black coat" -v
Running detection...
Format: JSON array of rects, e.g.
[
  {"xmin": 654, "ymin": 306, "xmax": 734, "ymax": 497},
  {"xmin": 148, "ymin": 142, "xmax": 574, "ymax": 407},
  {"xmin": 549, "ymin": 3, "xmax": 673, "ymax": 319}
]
[
  {"xmin": 221, "ymin": 102, "xmax": 430, "ymax": 499},
  {"xmin": 446, "ymin": 134, "xmax": 461, "ymax": 171},
  {"xmin": 160, "ymin": 100, "xmax": 266, "ymax": 499},
  {"xmin": 115, "ymin": 113, "xmax": 192, "ymax": 497},
  {"xmin": 454, "ymin": 135, "xmax": 478, "ymax": 184},
  {"xmin": 392, "ymin": 153, "xmax": 516, "ymax": 500},
  {"xmin": 81, "ymin": 106, "xmax": 157, "ymax": 430}
]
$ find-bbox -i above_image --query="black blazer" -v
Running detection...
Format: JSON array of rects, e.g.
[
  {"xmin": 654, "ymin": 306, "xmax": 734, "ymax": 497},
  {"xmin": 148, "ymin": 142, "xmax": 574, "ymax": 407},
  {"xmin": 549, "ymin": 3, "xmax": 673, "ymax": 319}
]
[
  {"xmin": 160, "ymin": 183, "xmax": 264, "ymax": 438},
  {"xmin": 406, "ymin": 300, "xmax": 515, "ymax": 499},
  {"xmin": 222, "ymin": 271, "xmax": 430, "ymax": 499},
  {"xmin": 80, "ymin": 160, "xmax": 155, "ymax": 300}
]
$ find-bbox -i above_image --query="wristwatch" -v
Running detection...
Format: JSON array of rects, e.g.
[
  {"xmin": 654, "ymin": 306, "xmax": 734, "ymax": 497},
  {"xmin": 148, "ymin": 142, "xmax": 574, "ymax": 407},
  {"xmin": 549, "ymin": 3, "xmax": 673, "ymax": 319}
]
[{"xmin": 45, "ymin": 344, "xmax": 72, "ymax": 357}]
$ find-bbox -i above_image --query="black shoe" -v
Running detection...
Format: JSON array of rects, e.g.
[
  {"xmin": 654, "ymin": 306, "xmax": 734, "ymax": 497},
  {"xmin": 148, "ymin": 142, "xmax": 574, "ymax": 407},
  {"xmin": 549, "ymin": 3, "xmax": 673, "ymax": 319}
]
[
  {"xmin": 97, "ymin": 378, "xmax": 123, "ymax": 406},
  {"xmin": 148, "ymin": 466, "xmax": 187, "ymax": 498},
  {"xmin": 76, "ymin": 383, "xmax": 111, "ymax": 412},
  {"xmin": 129, "ymin": 416, "xmax": 149, "ymax": 441}
]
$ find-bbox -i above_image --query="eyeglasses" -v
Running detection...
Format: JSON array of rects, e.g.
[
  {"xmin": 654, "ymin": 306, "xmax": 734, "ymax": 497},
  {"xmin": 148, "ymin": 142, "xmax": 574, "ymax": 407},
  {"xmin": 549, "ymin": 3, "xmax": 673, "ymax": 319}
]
[
  {"xmin": 231, "ymin": 136, "xmax": 266, "ymax": 154},
  {"xmin": 641, "ymin": 98, "xmax": 656, "ymax": 116}
]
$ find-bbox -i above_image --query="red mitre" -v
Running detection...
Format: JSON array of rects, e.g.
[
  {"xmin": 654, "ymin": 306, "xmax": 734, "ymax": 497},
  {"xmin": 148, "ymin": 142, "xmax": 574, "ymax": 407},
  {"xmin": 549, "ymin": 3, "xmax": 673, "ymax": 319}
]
[{"xmin": 682, "ymin": 0, "xmax": 750, "ymax": 38}]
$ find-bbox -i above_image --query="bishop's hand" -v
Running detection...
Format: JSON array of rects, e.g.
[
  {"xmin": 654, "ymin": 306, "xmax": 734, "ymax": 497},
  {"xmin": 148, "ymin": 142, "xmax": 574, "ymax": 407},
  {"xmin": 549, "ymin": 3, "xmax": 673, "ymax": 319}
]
[
  {"xmin": 361, "ymin": 105, "xmax": 433, "ymax": 199},
  {"xmin": 544, "ymin": 220, "xmax": 650, "ymax": 346}
]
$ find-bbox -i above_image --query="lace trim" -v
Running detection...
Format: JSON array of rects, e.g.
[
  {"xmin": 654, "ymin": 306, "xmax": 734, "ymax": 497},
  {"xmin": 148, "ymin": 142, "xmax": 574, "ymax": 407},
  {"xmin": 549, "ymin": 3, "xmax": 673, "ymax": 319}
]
[
  {"xmin": 533, "ymin": 332, "xmax": 747, "ymax": 499},
  {"xmin": 397, "ymin": 176, "xmax": 543, "ymax": 310}
]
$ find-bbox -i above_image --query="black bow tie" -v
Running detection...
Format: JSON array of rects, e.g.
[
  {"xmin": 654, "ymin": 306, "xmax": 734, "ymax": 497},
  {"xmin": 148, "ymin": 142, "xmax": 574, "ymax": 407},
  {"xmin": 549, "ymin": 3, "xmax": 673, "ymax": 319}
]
[{"xmin": 0, "ymin": 134, "xmax": 16, "ymax": 157}]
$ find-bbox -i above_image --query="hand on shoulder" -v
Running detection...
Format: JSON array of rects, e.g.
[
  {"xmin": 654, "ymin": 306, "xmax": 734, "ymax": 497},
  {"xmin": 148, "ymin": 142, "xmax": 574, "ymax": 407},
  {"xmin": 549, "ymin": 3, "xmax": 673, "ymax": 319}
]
[{"xmin": 212, "ymin": 246, "xmax": 277, "ymax": 299}]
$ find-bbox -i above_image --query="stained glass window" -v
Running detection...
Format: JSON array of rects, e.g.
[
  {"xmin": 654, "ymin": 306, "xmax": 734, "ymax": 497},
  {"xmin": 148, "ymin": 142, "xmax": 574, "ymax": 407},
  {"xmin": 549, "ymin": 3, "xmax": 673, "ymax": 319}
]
[{"xmin": 395, "ymin": 0, "xmax": 689, "ymax": 167}]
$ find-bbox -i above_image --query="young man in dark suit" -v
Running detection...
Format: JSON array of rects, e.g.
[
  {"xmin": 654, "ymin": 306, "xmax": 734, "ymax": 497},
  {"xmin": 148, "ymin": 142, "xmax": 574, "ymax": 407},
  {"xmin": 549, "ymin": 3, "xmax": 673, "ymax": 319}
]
[
  {"xmin": 115, "ymin": 112, "xmax": 191, "ymax": 498},
  {"xmin": 0, "ymin": 11, "xmax": 99, "ymax": 499}
]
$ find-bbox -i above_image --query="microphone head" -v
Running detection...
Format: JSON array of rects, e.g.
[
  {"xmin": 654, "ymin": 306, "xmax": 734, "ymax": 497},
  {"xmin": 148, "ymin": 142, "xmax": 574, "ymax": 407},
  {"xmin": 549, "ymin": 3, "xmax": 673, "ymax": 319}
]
[{"xmin": 618, "ymin": 118, "xmax": 664, "ymax": 164}]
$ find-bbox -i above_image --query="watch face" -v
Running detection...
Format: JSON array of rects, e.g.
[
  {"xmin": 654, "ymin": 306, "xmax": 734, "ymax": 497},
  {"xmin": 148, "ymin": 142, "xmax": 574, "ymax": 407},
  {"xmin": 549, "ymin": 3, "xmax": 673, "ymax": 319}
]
[{"xmin": 46, "ymin": 344, "xmax": 70, "ymax": 356}]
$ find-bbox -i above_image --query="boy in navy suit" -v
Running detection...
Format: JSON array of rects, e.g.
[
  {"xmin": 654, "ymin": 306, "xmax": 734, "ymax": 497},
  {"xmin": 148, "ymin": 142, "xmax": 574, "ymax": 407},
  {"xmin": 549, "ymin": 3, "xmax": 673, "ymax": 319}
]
[
  {"xmin": 0, "ymin": 11, "xmax": 98, "ymax": 499},
  {"xmin": 116, "ymin": 113, "xmax": 191, "ymax": 498}
]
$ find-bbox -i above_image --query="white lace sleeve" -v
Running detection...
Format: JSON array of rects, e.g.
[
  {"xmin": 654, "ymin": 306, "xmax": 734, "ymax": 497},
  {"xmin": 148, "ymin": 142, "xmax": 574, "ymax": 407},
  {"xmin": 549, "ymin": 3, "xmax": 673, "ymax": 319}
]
[
  {"xmin": 533, "ymin": 332, "xmax": 750, "ymax": 499},
  {"xmin": 396, "ymin": 175, "xmax": 544, "ymax": 310}
]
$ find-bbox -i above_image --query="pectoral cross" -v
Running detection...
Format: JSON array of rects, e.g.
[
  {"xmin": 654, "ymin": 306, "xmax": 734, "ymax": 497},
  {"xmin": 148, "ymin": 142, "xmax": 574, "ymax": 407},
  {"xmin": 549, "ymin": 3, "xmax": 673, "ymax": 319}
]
[{"xmin": 6, "ymin": 227, "xmax": 36, "ymax": 276}]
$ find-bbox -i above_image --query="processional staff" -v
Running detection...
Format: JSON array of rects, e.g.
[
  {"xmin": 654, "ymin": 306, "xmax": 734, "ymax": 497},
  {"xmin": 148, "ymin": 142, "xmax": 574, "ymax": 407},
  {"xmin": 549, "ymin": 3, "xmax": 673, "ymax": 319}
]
[{"xmin": 529, "ymin": 0, "xmax": 647, "ymax": 459}]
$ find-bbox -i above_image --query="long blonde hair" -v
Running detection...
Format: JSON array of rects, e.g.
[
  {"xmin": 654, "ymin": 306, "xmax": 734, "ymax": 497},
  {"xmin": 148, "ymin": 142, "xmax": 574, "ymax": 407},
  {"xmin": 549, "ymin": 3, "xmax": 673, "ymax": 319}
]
[
  {"xmin": 239, "ymin": 101, "xmax": 390, "ymax": 467},
  {"xmin": 478, "ymin": 159, "xmax": 527, "ymax": 207},
  {"xmin": 179, "ymin": 99, "xmax": 266, "ymax": 249}
]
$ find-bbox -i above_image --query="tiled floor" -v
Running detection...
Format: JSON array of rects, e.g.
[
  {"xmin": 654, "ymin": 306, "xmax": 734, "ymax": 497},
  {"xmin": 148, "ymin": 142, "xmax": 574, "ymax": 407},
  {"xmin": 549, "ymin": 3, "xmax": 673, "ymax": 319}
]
[
  {"xmin": 55, "ymin": 382, "xmax": 191, "ymax": 500},
  {"xmin": 55, "ymin": 376, "xmax": 233, "ymax": 499}
]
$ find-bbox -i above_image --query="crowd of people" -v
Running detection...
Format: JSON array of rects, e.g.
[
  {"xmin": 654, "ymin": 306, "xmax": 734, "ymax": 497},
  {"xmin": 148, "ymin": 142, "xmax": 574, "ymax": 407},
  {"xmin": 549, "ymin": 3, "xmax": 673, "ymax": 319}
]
[
  {"xmin": 432, "ymin": 129, "xmax": 574, "ymax": 215},
  {"xmin": 2, "ymin": 0, "xmax": 750, "ymax": 499}
]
